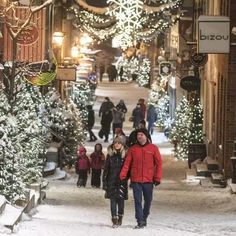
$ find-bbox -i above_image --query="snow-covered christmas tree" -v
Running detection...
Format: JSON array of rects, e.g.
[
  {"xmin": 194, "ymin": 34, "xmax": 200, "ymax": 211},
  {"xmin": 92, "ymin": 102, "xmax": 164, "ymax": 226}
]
[
  {"xmin": 13, "ymin": 79, "xmax": 45, "ymax": 185},
  {"xmin": 45, "ymin": 87, "xmax": 85, "ymax": 154},
  {"xmin": 0, "ymin": 85, "xmax": 26, "ymax": 202},
  {"xmin": 63, "ymin": 99, "xmax": 85, "ymax": 154},
  {"xmin": 73, "ymin": 82, "xmax": 92, "ymax": 125}
]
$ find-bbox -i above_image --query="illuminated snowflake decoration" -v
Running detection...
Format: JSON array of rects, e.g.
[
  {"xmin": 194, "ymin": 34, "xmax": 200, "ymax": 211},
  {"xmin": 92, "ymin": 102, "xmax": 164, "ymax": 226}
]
[
  {"xmin": 107, "ymin": 0, "xmax": 143, "ymax": 31},
  {"xmin": 113, "ymin": 32, "xmax": 134, "ymax": 49},
  {"xmin": 107, "ymin": 0, "xmax": 144, "ymax": 48}
]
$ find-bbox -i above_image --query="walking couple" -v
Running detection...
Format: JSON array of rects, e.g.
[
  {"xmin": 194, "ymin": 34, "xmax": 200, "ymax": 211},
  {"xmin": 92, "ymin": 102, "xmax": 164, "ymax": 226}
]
[{"xmin": 102, "ymin": 128, "xmax": 162, "ymax": 229}]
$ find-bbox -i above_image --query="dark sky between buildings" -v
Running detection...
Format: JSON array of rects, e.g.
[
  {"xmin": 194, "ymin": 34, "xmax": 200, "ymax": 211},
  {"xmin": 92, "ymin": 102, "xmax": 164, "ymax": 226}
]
[{"xmin": 86, "ymin": 0, "xmax": 108, "ymax": 7}]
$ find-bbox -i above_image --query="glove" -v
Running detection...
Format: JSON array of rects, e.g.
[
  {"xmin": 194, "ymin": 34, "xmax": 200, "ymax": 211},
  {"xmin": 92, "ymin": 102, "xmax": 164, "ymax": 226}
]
[{"xmin": 153, "ymin": 181, "xmax": 160, "ymax": 186}]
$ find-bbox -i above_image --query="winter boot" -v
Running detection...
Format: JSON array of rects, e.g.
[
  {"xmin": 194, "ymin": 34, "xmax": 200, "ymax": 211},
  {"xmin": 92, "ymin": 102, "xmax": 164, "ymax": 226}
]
[
  {"xmin": 117, "ymin": 214, "xmax": 123, "ymax": 226},
  {"xmin": 111, "ymin": 216, "xmax": 118, "ymax": 228}
]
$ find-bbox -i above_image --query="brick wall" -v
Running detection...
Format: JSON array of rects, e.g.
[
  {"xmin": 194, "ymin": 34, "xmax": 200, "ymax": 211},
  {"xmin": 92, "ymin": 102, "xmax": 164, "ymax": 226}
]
[{"xmin": 223, "ymin": 0, "xmax": 236, "ymax": 176}]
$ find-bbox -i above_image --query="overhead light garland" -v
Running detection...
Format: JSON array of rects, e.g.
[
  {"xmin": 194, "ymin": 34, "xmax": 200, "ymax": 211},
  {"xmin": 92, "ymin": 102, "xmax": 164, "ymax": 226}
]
[{"xmin": 71, "ymin": 0, "xmax": 183, "ymax": 48}]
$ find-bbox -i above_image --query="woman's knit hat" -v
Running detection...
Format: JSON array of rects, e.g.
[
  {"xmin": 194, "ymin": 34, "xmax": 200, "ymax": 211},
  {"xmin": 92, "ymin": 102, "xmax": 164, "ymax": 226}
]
[{"xmin": 113, "ymin": 135, "xmax": 126, "ymax": 146}]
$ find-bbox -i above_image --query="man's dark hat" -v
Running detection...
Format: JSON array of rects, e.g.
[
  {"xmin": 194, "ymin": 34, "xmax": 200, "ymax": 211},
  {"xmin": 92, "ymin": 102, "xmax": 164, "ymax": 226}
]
[{"xmin": 136, "ymin": 128, "xmax": 149, "ymax": 138}]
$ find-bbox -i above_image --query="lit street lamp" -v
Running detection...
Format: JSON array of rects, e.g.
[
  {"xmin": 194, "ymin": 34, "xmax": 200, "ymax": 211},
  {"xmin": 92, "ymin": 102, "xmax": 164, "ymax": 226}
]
[{"xmin": 52, "ymin": 32, "xmax": 64, "ymax": 47}]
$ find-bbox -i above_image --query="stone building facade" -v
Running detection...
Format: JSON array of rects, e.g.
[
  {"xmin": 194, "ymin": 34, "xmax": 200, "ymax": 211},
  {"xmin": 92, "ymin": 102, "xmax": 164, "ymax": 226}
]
[{"xmin": 193, "ymin": 0, "xmax": 236, "ymax": 177}]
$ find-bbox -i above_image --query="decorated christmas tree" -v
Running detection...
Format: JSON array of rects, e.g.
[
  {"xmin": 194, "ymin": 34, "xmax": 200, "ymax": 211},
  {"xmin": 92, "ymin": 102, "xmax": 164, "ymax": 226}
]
[
  {"xmin": 45, "ymin": 87, "xmax": 85, "ymax": 154},
  {"xmin": 116, "ymin": 56, "xmax": 140, "ymax": 81},
  {"xmin": 156, "ymin": 93, "xmax": 170, "ymax": 129},
  {"xmin": 44, "ymin": 87, "xmax": 66, "ymax": 140},
  {"xmin": 148, "ymin": 77, "xmax": 168, "ymax": 105},
  {"xmin": 169, "ymin": 96, "xmax": 191, "ymax": 159},
  {"xmin": 137, "ymin": 58, "xmax": 151, "ymax": 87},
  {"xmin": 62, "ymin": 99, "xmax": 85, "ymax": 154},
  {"xmin": 189, "ymin": 98, "xmax": 204, "ymax": 143},
  {"xmin": 73, "ymin": 82, "xmax": 92, "ymax": 125}
]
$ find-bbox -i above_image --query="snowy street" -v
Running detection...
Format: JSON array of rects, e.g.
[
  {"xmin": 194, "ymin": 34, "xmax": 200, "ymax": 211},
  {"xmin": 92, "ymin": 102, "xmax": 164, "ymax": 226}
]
[{"xmin": 5, "ymin": 81, "xmax": 236, "ymax": 236}]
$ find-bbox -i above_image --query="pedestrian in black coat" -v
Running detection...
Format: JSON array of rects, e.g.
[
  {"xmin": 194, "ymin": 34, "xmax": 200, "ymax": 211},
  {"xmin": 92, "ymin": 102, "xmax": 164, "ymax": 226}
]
[
  {"xmin": 87, "ymin": 105, "xmax": 97, "ymax": 142},
  {"xmin": 102, "ymin": 136, "xmax": 128, "ymax": 227}
]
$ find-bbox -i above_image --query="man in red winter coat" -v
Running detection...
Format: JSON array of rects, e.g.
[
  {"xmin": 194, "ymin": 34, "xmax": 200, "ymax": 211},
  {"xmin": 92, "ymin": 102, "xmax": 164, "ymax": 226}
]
[{"xmin": 119, "ymin": 128, "xmax": 162, "ymax": 229}]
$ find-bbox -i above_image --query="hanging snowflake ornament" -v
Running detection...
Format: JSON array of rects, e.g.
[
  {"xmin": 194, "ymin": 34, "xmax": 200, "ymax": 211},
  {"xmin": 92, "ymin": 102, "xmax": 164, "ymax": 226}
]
[{"xmin": 107, "ymin": 0, "xmax": 143, "ymax": 31}]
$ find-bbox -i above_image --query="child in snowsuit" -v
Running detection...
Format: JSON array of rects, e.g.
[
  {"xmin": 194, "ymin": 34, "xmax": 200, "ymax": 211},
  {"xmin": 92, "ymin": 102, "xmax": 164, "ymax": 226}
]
[
  {"xmin": 75, "ymin": 146, "xmax": 90, "ymax": 187},
  {"xmin": 90, "ymin": 143, "xmax": 105, "ymax": 188},
  {"xmin": 102, "ymin": 136, "xmax": 128, "ymax": 228}
]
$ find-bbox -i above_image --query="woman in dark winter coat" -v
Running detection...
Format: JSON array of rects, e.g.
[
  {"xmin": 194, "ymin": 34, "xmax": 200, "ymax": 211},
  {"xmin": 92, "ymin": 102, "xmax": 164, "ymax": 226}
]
[
  {"xmin": 102, "ymin": 136, "xmax": 128, "ymax": 228},
  {"xmin": 90, "ymin": 143, "xmax": 105, "ymax": 188},
  {"xmin": 75, "ymin": 146, "xmax": 90, "ymax": 187}
]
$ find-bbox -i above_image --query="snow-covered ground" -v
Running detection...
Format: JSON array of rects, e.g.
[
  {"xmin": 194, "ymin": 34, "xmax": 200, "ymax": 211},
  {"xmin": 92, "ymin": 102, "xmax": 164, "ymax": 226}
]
[{"xmin": 2, "ymin": 81, "xmax": 236, "ymax": 236}]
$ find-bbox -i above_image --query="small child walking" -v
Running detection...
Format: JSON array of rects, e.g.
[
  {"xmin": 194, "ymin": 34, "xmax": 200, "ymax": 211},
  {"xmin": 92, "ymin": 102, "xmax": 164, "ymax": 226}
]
[
  {"xmin": 90, "ymin": 143, "xmax": 105, "ymax": 188},
  {"xmin": 75, "ymin": 146, "xmax": 90, "ymax": 187},
  {"xmin": 102, "ymin": 136, "xmax": 128, "ymax": 228}
]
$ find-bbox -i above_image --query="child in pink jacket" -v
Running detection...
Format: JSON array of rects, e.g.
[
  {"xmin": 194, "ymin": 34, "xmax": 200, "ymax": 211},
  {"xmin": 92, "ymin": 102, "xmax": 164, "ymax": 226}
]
[{"xmin": 75, "ymin": 146, "xmax": 90, "ymax": 187}]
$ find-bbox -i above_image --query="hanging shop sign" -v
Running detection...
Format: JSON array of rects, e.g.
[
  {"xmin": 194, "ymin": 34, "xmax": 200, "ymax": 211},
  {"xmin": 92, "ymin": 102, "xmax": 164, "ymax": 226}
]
[
  {"xmin": 180, "ymin": 76, "xmax": 200, "ymax": 92},
  {"xmin": 57, "ymin": 67, "xmax": 76, "ymax": 81},
  {"xmin": 198, "ymin": 15, "xmax": 230, "ymax": 54},
  {"xmin": 190, "ymin": 52, "xmax": 208, "ymax": 67},
  {"xmin": 16, "ymin": 22, "xmax": 39, "ymax": 45},
  {"xmin": 159, "ymin": 61, "xmax": 171, "ymax": 77}
]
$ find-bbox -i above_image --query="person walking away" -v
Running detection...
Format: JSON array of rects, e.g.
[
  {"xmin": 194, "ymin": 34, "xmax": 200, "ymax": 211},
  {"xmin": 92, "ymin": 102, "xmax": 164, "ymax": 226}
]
[
  {"xmin": 131, "ymin": 103, "xmax": 143, "ymax": 129},
  {"xmin": 99, "ymin": 97, "xmax": 114, "ymax": 117},
  {"xmin": 107, "ymin": 64, "xmax": 118, "ymax": 82},
  {"xmin": 101, "ymin": 109, "xmax": 113, "ymax": 142},
  {"xmin": 116, "ymin": 99, "xmax": 127, "ymax": 127},
  {"xmin": 119, "ymin": 66, "xmax": 124, "ymax": 82},
  {"xmin": 99, "ymin": 97, "xmax": 114, "ymax": 142},
  {"xmin": 119, "ymin": 128, "xmax": 162, "ymax": 229},
  {"xmin": 99, "ymin": 64, "xmax": 105, "ymax": 82},
  {"xmin": 87, "ymin": 105, "xmax": 97, "ymax": 142},
  {"xmin": 138, "ymin": 98, "xmax": 146, "ymax": 120},
  {"xmin": 112, "ymin": 107, "xmax": 124, "ymax": 138},
  {"xmin": 75, "ymin": 146, "xmax": 90, "ymax": 187},
  {"xmin": 147, "ymin": 104, "xmax": 157, "ymax": 135},
  {"xmin": 102, "ymin": 136, "xmax": 128, "ymax": 228},
  {"xmin": 90, "ymin": 143, "xmax": 105, "ymax": 188}
]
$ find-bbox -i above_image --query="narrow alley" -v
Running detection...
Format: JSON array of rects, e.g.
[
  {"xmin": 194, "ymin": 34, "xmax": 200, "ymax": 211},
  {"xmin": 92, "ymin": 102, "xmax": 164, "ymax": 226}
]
[{"xmin": 6, "ymin": 81, "xmax": 236, "ymax": 236}]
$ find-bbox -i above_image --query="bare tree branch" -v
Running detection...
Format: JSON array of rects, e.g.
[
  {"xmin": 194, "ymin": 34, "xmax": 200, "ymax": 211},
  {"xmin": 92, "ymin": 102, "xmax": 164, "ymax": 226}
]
[{"xmin": 2, "ymin": 0, "xmax": 53, "ymax": 39}]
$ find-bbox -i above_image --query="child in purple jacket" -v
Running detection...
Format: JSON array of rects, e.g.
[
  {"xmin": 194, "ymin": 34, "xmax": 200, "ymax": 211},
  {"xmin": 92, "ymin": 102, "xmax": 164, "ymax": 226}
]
[{"xmin": 75, "ymin": 146, "xmax": 90, "ymax": 187}]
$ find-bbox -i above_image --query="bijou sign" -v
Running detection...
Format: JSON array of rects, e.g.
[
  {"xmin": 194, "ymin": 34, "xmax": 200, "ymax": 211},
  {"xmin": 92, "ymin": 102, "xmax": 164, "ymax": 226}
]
[{"xmin": 198, "ymin": 15, "xmax": 230, "ymax": 54}]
